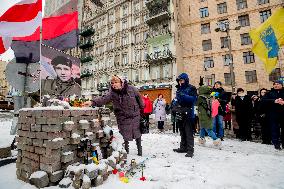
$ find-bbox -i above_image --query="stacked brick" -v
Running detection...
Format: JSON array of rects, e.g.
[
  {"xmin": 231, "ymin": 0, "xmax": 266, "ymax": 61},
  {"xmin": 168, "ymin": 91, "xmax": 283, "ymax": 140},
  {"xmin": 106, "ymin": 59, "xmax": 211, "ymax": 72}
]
[{"xmin": 15, "ymin": 107, "xmax": 125, "ymax": 188}]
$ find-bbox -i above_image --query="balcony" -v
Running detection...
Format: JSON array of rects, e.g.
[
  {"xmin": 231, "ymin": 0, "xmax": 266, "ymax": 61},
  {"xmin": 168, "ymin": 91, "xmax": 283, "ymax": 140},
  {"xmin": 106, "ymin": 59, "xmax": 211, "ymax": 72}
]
[
  {"xmin": 146, "ymin": 49, "xmax": 173, "ymax": 64},
  {"xmin": 97, "ymin": 83, "xmax": 109, "ymax": 92},
  {"xmin": 81, "ymin": 70, "xmax": 93, "ymax": 78},
  {"xmin": 146, "ymin": 0, "xmax": 170, "ymax": 25},
  {"xmin": 79, "ymin": 27, "xmax": 95, "ymax": 37},
  {"xmin": 80, "ymin": 55, "xmax": 94, "ymax": 63},
  {"xmin": 79, "ymin": 39, "xmax": 94, "ymax": 49}
]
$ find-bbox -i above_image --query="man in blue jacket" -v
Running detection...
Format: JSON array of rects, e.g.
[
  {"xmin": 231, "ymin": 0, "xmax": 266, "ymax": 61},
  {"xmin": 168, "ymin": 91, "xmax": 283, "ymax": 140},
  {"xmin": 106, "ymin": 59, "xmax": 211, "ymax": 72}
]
[{"xmin": 173, "ymin": 73, "xmax": 197, "ymax": 157}]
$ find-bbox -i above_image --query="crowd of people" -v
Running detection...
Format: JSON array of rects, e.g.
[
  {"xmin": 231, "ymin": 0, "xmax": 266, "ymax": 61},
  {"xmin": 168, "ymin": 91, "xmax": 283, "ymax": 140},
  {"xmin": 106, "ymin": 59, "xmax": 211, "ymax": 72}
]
[{"xmin": 77, "ymin": 73, "xmax": 284, "ymax": 158}]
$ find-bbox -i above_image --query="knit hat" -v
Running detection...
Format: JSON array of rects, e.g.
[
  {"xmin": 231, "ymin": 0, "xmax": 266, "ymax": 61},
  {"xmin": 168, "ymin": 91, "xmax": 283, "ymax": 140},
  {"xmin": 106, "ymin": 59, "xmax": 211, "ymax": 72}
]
[
  {"xmin": 214, "ymin": 81, "xmax": 222, "ymax": 86},
  {"xmin": 273, "ymin": 80, "xmax": 283, "ymax": 86}
]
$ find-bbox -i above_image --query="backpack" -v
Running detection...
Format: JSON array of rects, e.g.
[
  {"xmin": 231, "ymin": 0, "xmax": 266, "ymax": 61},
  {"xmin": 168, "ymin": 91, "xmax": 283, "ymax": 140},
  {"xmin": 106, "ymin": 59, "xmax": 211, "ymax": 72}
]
[{"xmin": 199, "ymin": 95, "xmax": 212, "ymax": 117}]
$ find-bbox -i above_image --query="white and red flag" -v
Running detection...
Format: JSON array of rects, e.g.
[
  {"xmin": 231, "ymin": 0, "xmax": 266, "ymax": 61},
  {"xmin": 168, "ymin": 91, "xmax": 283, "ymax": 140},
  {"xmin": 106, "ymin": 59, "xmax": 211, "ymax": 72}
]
[{"xmin": 0, "ymin": 0, "xmax": 42, "ymax": 54}]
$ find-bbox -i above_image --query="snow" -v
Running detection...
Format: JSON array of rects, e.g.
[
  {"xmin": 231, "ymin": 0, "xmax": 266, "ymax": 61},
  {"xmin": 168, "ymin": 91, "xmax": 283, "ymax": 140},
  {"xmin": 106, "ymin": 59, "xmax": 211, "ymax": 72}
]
[
  {"xmin": 86, "ymin": 132, "xmax": 93, "ymax": 136},
  {"xmin": 71, "ymin": 133, "xmax": 80, "ymax": 138},
  {"xmin": 29, "ymin": 171, "xmax": 47, "ymax": 179},
  {"xmin": 0, "ymin": 120, "xmax": 14, "ymax": 148},
  {"xmin": 58, "ymin": 177, "xmax": 72, "ymax": 186},
  {"xmin": 103, "ymin": 126, "xmax": 112, "ymax": 135},
  {"xmin": 62, "ymin": 151, "xmax": 73, "ymax": 156},
  {"xmin": 64, "ymin": 121, "xmax": 74, "ymax": 125},
  {"xmin": 85, "ymin": 163, "xmax": 99, "ymax": 172},
  {"xmin": 21, "ymin": 106, "xmax": 64, "ymax": 111},
  {"xmin": 0, "ymin": 116, "xmax": 284, "ymax": 189},
  {"xmin": 51, "ymin": 138, "xmax": 63, "ymax": 142},
  {"xmin": 79, "ymin": 120, "xmax": 89, "ymax": 124},
  {"xmin": 83, "ymin": 174, "xmax": 91, "ymax": 182}
]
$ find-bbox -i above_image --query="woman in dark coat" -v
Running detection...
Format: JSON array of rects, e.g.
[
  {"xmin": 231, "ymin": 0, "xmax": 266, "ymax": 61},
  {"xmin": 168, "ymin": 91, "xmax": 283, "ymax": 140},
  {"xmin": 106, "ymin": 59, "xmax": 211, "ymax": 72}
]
[
  {"xmin": 89, "ymin": 75, "xmax": 144, "ymax": 156},
  {"xmin": 258, "ymin": 88, "xmax": 271, "ymax": 144},
  {"xmin": 235, "ymin": 88, "xmax": 253, "ymax": 141}
]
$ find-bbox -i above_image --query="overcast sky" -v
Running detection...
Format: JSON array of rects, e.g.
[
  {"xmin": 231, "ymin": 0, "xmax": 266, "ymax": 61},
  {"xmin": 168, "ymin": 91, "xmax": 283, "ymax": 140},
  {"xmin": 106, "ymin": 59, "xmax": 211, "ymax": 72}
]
[{"xmin": 0, "ymin": 0, "xmax": 45, "ymax": 62}]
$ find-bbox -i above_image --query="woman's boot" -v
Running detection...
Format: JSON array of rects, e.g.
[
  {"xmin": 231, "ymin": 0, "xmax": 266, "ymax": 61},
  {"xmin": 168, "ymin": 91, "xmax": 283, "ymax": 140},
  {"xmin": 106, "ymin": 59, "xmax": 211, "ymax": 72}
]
[
  {"xmin": 136, "ymin": 137, "xmax": 142, "ymax": 156},
  {"xmin": 124, "ymin": 141, "xmax": 129, "ymax": 154}
]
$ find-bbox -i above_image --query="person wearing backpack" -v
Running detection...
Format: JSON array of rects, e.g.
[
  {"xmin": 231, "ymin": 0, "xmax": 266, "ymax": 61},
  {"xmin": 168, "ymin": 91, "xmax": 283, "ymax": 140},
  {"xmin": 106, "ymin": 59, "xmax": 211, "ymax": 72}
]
[{"xmin": 197, "ymin": 86, "xmax": 221, "ymax": 146}]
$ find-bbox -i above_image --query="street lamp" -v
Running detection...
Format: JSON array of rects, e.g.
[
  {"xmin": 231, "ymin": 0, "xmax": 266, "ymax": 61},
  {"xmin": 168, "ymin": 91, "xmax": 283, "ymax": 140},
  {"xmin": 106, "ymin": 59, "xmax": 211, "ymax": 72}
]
[{"xmin": 215, "ymin": 20, "xmax": 240, "ymax": 93}]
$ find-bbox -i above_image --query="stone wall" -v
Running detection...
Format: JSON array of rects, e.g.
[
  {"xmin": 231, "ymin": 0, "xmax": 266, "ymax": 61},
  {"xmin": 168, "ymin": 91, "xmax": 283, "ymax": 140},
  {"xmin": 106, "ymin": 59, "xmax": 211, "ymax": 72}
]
[{"xmin": 15, "ymin": 107, "xmax": 126, "ymax": 188}]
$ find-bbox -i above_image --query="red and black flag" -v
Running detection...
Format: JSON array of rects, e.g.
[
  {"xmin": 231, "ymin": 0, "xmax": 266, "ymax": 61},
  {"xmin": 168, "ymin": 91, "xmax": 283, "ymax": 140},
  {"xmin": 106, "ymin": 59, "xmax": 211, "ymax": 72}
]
[{"xmin": 11, "ymin": 11, "xmax": 78, "ymax": 63}]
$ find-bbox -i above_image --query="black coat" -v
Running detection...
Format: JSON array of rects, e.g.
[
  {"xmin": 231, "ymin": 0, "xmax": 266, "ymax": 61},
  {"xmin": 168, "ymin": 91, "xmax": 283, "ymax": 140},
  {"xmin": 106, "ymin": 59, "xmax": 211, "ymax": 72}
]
[
  {"xmin": 212, "ymin": 87, "xmax": 227, "ymax": 116},
  {"xmin": 261, "ymin": 88, "xmax": 284, "ymax": 118},
  {"xmin": 235, "ymin": 95, "xmax": 253, "ymax": 125}
]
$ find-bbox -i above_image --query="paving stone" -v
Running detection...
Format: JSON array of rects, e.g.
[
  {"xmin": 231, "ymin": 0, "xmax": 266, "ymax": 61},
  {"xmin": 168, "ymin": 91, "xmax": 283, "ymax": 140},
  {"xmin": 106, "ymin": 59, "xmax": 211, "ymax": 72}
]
[
  {"xmin": 40, "ymin": 162, "xmax": 61, "ymax": 173},
  {"xmin": 29, "ymin": 171, "xmax": 49, "ymax": 188},
  {"xmin": 49, "ymin": 170, "xmax": 64, "ymax": 183},
  {"xmin": 59, "ymin": 177, "xmax": 72, "ymax": 188},
  {"xmin": 31, "ymin": 124, "xmax": 41, "ymax": 132},
  {"xmin": 33, "ymin": 139, "xmax": 44, "ymax": 147},
  {"xmin": 61, "ymin": 152, "xmax": 74, "ymax": 163},
  {"xmin": 42, "ymin": 124, "xmax": 63, "ymax": 132}
]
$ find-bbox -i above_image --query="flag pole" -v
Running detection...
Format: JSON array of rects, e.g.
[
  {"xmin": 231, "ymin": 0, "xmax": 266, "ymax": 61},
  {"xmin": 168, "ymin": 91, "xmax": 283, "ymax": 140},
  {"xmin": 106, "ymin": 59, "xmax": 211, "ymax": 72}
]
[{"xmin": 39, "ymin": 16, "xmax": 42, "ymax": 103}]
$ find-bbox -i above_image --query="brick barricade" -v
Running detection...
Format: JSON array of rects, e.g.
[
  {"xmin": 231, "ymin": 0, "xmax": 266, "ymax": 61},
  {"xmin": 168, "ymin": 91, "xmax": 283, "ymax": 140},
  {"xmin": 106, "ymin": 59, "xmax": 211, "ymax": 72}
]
[{"xmin": 16, "ymin": 107, "xmax": 125, "ymax": 189}]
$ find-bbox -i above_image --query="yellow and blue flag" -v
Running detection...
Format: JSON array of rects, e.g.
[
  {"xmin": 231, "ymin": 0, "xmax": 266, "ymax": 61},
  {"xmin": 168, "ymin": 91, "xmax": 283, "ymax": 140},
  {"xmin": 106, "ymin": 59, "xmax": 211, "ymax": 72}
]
[{"xmin": 249, "ymin": 8, "xmax": 284, "ymax": 73}]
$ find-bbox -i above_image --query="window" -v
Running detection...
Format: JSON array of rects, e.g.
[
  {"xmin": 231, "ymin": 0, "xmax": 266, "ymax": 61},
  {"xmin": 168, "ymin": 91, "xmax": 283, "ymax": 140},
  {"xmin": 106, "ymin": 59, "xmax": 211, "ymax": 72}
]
[
  {"xmin": 205, "ymin": 74, "xmax": 215, "ymax": 86},
  {"xmin": 200, "ymin": 7, "xmax": 209, "ymax": 18},
  {"xmin": 223, "ymin": 54, "xmax": 233, "ymax": 66},
  {"xmin": 134, "ymin": 17, "xmax": 140, "ymax": 26},
  {"xmin": 258, "ymin": 0, "xmax": 269, "ymax": 5},
  {"xmin": 122, "ymin": 54, "xmax": 128, "ymax": 65},
  {"xmin": 243, "ymin": 51, "xmax": 255, "ymax": 64},
  {"xmin": 238, "ymin": 15, "xmax": 250, "ymax": 27},
  {"xmin": 240, "ymin": 33, "xmax": 252, "ymax": 45},
  {"xmin": 224, "ymin": 73, "xmax": 233, "ymax": 85},
  {"xmin": 236, "ymin": 0, "xmax": 247, "ymax": 10},
  {"xmin": 202, "ymin": 39, "xmax": 212, "ymax": 51},
  {"xmin": 135, "ymin": 33, "xmax": 140, "ymax": 43},
  {"xmin": 134, "ymin": 1, "xmax": 140, "ymax": 12},
  {"xmin": 204, "ymin": 56, "xmax": 214, "ymax": 69},
  {"xmin": 245, "ymin": 70, "xmax": 257, "ymax": 83},
  {"xmin": 217, "ymin": 2, "xmax": 227, "ymax": 14},
  {"xmin": 134, "ymin": 51, "xmax": 140, "ymax": 62},
  {"xmin": 122, "ymin": 19, "xmax": 128, "ymax": 29},
  {"xmin": 260, "ymin": 10, "xmax": 271, "ymax": 23},
  {"xmin": 220, "ymin": 36, "xmax": 229, "ymax": 48},
  {"xmin": 122, "ymin": 5, "xmax": 128, "ymax": 16},
  {"xmin": 201, "ymin": 23, "xmax": 210, "ymax": 34},
  {"xmin": 122, "ymin": 35, "xmax": 128, "ymax": 45},
  {"xmin": 269, "ymin": 68, "xmax": 281, "ymax": 81}
]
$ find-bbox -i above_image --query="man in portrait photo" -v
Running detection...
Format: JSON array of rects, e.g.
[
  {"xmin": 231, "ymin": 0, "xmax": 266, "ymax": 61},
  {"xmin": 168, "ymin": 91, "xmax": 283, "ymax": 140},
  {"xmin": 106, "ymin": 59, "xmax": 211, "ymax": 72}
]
[{"xmin": 41, "ymin": 56, "xmax": 81, "ymax": 97}]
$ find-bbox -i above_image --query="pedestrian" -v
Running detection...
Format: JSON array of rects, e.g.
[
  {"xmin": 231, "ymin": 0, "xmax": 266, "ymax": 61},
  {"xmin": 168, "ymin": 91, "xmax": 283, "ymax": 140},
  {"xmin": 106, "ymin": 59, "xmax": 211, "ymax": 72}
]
[
  {"xmin": 84, "ymin": 75, "xmax": 144, "ymax": 156},
  {"xmin": 223, "ymin": 103, "xmax": 232, "ymax": 130},
  {"xmin": 262, "ymin": 81, "xmax": 284, "ymax": 150},
  {"xmin": 173, "ymin": 73, "xmax": 197, "ymax": 158},
  {"xmin": 230, "ymin": 93, "xmax": 240, "ymax": 138},
  {"xmin": 251, "ymin": 95, "xmax": 261, "ymax": 139},
  {"xmin": 170, "ymin": 98, "xmax": 179, "ymax": 133},
  {"xmin": 142, "ymin": 94, "xmax": 153, "ymax": 133},
  {"xmin": 211, "ymin": 81, "xmax": 227, "ymax": 140},
  {"xmin": 153, "ymin": 94, "xmax": 167, "ymax": 132},
  {"xmin": 235, "ymin": 88, "xmax": 253, "ymax": 141},
  {"xmin": 197, "ymin": 85, "xmax": 221, "ymax": 146},
  {"xmin": 258, "ymin": 88, "xmax": 271, "ymax": 144}
]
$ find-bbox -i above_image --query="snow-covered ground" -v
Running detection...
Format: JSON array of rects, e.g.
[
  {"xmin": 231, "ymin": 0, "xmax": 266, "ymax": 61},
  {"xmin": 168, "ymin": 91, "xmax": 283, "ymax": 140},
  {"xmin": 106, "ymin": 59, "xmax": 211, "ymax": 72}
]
[{"xmin": 1, "ymin": 115, "xmax": 284, "ymax": 189}]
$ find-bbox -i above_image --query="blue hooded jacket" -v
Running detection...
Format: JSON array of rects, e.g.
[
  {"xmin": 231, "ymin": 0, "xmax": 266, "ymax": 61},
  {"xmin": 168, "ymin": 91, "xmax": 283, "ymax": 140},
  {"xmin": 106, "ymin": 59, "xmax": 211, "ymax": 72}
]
[{"xmin": 176, "ymin": 73, "xmax": 197, "ymax": 118}]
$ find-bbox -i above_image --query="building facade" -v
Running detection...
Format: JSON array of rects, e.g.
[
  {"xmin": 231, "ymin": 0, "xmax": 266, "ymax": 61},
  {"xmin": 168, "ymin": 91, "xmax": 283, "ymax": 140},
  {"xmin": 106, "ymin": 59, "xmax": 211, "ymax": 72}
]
[
  {"xmin": 0, "ymin": 61, "xmax": 9, "ymax": 99},
  {"xmin": 175, "ymin": 0, "xmax": 284, "ymax": 94},
  {"xmin": 80, "ymin": 0, "xmax": 176, "ymax": 102}
]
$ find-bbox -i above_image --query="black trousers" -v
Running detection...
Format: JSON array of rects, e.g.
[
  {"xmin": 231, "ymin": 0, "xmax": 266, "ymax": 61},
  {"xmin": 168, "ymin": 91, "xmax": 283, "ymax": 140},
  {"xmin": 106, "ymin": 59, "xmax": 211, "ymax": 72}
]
[
  {"xmin": 177, "ymin": 116, "xmax": 194, "ymax": 153},
  {"xmin": 158, "ymin": 121, "xmax": 164, "ymax": 130},
  {"xmin": 144, "ymin": 113, "xmax": 150, "ymax": 131}
]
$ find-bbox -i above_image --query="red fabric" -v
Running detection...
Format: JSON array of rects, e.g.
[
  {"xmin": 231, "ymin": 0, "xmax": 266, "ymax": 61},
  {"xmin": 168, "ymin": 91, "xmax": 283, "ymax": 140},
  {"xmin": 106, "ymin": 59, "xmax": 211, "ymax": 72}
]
[
  {"xmin": 0, "ymin": 37, "xmax": 5, "ymax": 54},
  {"xmin": 142, "ymin": 96, "xmax": 153, "ymax": 114},
  {"xmin": 223, "ymin": 104, "xmax": 232, "ymax": 121},
  {"xmin": 0, "ymin": 0, "xmax": 42, "ymax": 22},
  {"xmin": 211, "ymin": 99, "xmax": 220, "ymax": 117},
  {"xmin": 13, "ymin": 11, "xmax": 78, "ymax": 41}
]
